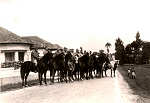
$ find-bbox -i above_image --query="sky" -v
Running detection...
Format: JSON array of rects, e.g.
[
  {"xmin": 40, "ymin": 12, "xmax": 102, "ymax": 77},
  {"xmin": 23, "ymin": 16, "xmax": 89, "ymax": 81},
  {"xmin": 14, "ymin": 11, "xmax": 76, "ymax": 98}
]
[{"xmin": 0, "ymin": 0, "xmax": 150, "ymax": 53}]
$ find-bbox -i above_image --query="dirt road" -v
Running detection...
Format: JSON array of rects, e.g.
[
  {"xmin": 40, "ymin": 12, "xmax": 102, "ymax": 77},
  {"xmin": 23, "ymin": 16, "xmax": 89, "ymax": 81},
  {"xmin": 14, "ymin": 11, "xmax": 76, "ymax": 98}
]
[{"xmin": 0, "ymin": 70, "xmax": 146, "ymax": 103}]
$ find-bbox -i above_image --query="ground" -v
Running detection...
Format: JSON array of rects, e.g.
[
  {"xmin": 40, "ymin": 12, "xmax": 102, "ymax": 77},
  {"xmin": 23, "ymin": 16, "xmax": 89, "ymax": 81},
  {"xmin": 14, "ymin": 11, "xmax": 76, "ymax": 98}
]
[
  {"xmin": 1, "ymin": 69, "xmax": 150, "ymax": 103},
  {"xmin": 119, "ymin": 64, "xmax": 150, "ymax": 97}
]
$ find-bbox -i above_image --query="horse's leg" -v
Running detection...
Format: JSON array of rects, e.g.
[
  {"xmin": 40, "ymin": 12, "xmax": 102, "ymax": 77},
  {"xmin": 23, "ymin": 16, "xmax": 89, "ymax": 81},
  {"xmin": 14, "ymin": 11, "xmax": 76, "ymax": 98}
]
[
  {"xmin": 57, "ymin": 70, "xmax": 60, "ymax": 83},
  {"xmin": 86, "ymin": 69, "xmax": 89, "ymax": 80},
  {"xmin": 101, "ymin": 69, "xmax": 103, "ymax": 77},
  {"xmin": 70, "ymin": 70, "xmax": 74, "ymax": 82},
  {"xmin": 68, "ymin": 70, "xmax": 71, "ymax": 82},
  {"xmin": 99, "ymin": 68, "xmax": 101, "ymax": 78},
  {"xmin": 21, "ymin": 75, "xmax": 25, "ymax": 87},
  {"xmin": 93, "ymin": 66, "xmax": 96, "ymax": 77},
  {"xmin": 72, "ymin": 70, "xmax": 76, "ymax": 81},
  {"xmin": 51, "ymin": 69, "xmax": 55, "ymax": 83},
  {"xmin": 38, "ymin": 72, "xmax": 40, "ymax": 85},
  {"xmin": 64, "ymin": 69, "xmax": 67, "ymax": 83},
  {"xmin": 79, "ymin": 69, "xmax": 82, "ymax": 80},
  {"xmin": 105, "ymin": 69, "xmax": 107, "ymax": 77},
  {"xmin": 90, "ymin": 68, "xmax": 93, "ymax": 78},
  {"xmin": 81, "ymin": 69, "xmax": 85, "ymax": 80},
  {"xmin": 81, "ymin": 70, "xmax": 85, "ymax": 80},
  {"xmin": 114, "ymin": 70, "xmax": 116, "ymax": 77},
  {"xmin": 61, "ymin": 69, "xmax": 65, "ymax": 82},
  {"xmin": 96, "ymin": 67, "xmax": 98, "ymax": 77},
  {"xmin": 21, "ymin": 73, "xmax": 25, "ymax": 87},
  {"xmin": 39, "ymin": 72, "xmax": 43, "ymax": 85},
  {"xmin": 25, "ymin": 72, "xmax": 29, "ymax": 87},
  {"xmin": 111, "ymin": 69, "xmax": 112, "ymax": 77},
  {"xmin": 44, "ymin": 70, "xmax": 47, "ymax": 85},
  {"xmin": 78, "ymin": 67, "xmax": 80, "ymax": 81},
  {"xmin": 49, "ymin": 69, "xmax": 52, "ymax": 83},
  {"xmin": 52, "ymin": 69, "xmax": 56, "ymax": 83},
  {"xmin": 72, "ymin": 71, "xmax": 75, "ymax": 81},
  {"xmin": 70, "ymin": 70, "xmax": 73, "ymax": 82},
  {"xmin": 77, "ymin": 69, "xmax": 79, "ymax": 81}
]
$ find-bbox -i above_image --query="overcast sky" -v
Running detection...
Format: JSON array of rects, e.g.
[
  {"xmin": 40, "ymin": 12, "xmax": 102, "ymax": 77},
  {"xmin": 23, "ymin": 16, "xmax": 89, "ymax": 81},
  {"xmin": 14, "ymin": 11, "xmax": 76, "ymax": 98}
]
[{"xmin": 0, "ymin": 0, "xmax": 150, "ymax": 52}]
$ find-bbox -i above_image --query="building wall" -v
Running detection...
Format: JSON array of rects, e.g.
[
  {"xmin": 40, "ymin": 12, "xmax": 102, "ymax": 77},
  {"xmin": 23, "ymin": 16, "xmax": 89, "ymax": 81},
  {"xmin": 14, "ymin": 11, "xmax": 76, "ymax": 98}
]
[{"xmin": 0, "ymin": 44, "xmax": 31, "ymax": 68}]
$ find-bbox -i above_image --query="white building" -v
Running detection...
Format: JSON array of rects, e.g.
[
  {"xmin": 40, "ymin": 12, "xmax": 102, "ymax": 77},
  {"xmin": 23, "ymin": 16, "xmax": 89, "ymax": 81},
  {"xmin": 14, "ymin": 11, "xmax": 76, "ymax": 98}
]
[
  {"xmin": 0, "ymin": 27, "xmax": 31, "ymax": 68},
  {"xmin": 0, "ymin": 27, "xmax": 62, "ymax": 68}
]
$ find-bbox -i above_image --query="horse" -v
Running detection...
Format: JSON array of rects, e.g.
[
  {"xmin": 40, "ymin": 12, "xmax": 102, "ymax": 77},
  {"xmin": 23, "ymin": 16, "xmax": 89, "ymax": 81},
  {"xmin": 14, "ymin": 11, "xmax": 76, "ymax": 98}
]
[
  {"xmin": 78, "ymin": 53, "xmax": 90, "ymax": 80},
  {"xmin": 65, "ymin": 52, "xmax": 75, "ymax": 82},
  {"xmin": 20, "ymin": 61, "xmax": 37, "ymax": 87},
  {"xmin": 96, "ymin": 53, "xmax": 106, "ymax": 78},
  {"xmin": 88, "ymin": 54, "xmax": 95, "ymax": 79},
  {"xmin": 102, "ymin": 60, "xmax": 118, "ymax": 77},
  {"xmin": 37, "ymin": 51, "xmax": 53, "ymax": 85},
  {"xmin": 52, "ymin": 52, "xmax": 66, "ymax": 83}
]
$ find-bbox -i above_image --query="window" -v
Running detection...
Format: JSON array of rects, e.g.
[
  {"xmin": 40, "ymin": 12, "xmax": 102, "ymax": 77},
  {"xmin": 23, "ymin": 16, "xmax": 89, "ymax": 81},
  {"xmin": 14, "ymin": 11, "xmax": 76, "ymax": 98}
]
[
  {"xmin": 19, "ymin": 52, "xmax": 25, "ymax": 61},
  {"xmin": 5, "ymin": 52, "xmax": 15, "ymax": 62}
]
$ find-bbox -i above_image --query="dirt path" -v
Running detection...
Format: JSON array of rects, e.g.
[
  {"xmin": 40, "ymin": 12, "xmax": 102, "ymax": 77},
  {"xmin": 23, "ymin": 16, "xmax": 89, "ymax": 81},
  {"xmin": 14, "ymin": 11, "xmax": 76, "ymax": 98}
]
[{"xmin": 0, "ymin": 70, "xmax": 146, "ymax": 103}]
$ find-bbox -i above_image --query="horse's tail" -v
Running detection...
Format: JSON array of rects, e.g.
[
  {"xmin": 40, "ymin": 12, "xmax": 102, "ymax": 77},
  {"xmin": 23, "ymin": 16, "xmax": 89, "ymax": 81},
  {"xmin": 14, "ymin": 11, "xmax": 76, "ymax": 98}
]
[{"xmin": 20, "ymin": 63, "xmax": 25, "ymax": 80}]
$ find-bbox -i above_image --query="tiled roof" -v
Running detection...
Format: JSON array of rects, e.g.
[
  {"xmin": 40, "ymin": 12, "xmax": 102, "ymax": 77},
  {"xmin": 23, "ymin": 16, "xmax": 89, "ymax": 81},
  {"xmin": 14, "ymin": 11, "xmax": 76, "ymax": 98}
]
[
  {"xmin": 21, "ymin": 36, "xmax": 62, "ymax": 49},
  {"xmin": 0, "ymin": 26, "xmax": 62, "ymax": 49},
  {"xmin": 0, "ymin": 27, "xmax": 29, "ymax": 44}
]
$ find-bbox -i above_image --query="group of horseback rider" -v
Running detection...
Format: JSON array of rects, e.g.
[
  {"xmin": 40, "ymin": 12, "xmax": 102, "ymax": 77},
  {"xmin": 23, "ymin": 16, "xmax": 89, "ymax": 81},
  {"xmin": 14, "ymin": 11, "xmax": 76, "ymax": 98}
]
[{"xmin": 21, "ymin": 47, "xmax": 119, "ymax": 86}]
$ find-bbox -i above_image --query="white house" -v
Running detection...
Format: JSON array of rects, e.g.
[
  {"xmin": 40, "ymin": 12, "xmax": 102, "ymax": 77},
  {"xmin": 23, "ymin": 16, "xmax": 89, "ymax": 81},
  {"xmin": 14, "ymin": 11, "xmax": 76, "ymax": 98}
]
[
  {"xmin": 0, "ymin": 27, "xmax": 62, "ymax": 68},
  {"xmin": 0, "ymin": 27, "xmax": 32, "ymax": 68}
]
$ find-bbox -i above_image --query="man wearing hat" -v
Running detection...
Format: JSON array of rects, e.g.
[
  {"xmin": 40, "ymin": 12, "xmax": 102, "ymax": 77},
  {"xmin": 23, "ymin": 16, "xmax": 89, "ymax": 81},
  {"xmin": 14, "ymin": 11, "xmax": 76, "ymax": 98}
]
[{"xmin": 31, "ymin": 48, "xmax": 40, "ymax": 65}]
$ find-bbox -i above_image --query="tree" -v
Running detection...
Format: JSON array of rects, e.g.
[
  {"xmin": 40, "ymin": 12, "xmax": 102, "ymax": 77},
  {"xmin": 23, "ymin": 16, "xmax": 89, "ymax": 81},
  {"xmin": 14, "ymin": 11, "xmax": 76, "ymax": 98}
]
[
  {"xmin": 105, "ymin": 42, "xmax": 111, "ymax": 53},
  {"xmin": 115, "ymin": 38, "xmax": 125, "ymax": 64},
  {"xmin": 130, "ymin": 32, "xmax": 143, "ymax": 64},
  {"xmin": 125, "ymin": 44, "xmax": 132, "ymax": 54},
  {"xmin": 124, "ymin": 44, "xmax": 132, "ymax": 64}
]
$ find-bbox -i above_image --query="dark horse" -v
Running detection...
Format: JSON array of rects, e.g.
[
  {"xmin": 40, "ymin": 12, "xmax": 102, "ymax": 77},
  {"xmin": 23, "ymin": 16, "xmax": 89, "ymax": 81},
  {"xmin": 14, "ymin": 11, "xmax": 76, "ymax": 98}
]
[
  {"xmin": 20, "ymin": 61, "xmax": 37, "ymax": 87},
  {"xmin": 65, "ymin": 51, "xmax": 75, "ymax": 82},
  {"xmin": 97, "ymin": 53, "xmax": 106, "ymax": 78},
  {"xmin": 88, "ymin": 53, "xmax": 95, "ymax": 79},
  {"xmin": 78, "ymin": 53, "xmax": 89, "ymax": 80},
  {"xmin": 37, "ymin": 51, "xmax": 53, "ymax": 85},
  {"xmin": 52, "ymin": 52, "xmax": 65, "ymax": 83}
]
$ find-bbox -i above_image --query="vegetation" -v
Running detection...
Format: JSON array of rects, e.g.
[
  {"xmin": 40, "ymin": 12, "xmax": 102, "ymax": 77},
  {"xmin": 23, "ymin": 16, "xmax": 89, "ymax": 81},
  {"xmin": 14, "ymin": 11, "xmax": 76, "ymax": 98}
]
[
  {"xmin": 115, "ymin": 38, "xmax": 125, "ymax": 64},
  {"xmin": 115, "ymin": 32, "xmax": 146, "ymax": 64}
]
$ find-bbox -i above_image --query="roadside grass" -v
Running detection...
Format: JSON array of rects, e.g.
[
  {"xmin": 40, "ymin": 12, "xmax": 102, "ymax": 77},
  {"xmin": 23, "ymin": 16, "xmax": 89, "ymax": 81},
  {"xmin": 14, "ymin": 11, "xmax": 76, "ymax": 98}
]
[{"xmin": 118, "ymin": 65, "xmax": 150, "ymax": 99}]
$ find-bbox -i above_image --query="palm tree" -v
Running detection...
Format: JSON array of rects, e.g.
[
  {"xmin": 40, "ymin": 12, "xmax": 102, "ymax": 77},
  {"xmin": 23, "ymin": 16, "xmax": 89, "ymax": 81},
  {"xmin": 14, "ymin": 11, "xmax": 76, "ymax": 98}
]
[{"xmin": 105, "ymin": 42, "xmax": 111, "ymax": 53}]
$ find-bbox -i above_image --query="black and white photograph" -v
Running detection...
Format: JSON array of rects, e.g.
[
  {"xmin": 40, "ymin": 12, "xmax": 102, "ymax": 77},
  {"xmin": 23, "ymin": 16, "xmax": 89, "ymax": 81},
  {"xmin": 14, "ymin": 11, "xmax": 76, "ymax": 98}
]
[{"xmin": 0, "ymin": 0, "xmax": 150, "ymax": 103}]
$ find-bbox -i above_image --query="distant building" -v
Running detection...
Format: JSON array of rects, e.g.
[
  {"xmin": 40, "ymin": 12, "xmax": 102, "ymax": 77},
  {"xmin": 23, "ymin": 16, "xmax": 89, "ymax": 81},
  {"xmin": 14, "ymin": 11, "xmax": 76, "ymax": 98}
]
[
  {"xmin": 0, "ymin": 27, "xmax": 62, "ymax": 68},
  {"xmin": 0, "ymin": 27, "xmax": 31, "ymax": 68}
]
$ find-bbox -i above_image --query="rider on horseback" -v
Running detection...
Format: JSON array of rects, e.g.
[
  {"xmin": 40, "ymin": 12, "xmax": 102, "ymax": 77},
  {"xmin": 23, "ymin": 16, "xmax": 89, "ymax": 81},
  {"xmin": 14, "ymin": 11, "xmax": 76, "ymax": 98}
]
[{"xmin": 31, "ymin": 48, "xmax": 40, "ymax": 65}]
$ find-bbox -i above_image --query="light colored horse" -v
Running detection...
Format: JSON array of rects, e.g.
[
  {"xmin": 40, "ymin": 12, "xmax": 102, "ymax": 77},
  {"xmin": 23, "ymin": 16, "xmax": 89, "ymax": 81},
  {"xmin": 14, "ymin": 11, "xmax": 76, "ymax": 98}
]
[{"xmin": 102, "ymin": 60, "xmax": 116, "ymax": 77}]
